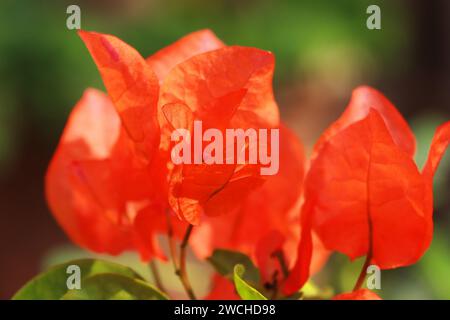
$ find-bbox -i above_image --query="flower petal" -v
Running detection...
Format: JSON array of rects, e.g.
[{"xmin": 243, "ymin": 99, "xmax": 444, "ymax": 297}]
[
  {"xmin": 205, "ymin": 275, "xmax": 240, "ymax": 300},
  {"xmin": 313, "ymin": 86, "xmax": 416, "ymax": 159},
  {"xmin": 159, "ymin": 45, "xmax": 279, "ymax": 130},
  {"xmin": 79, "ymin": 30, "xmax": 160, "ymax": 158},
  {"xmin": 285, "ymin": 109, "xmax": 429, "ymax": 294},
  {"xmin": 161, "ymin": 46, "xmax": 280, "ymax": 223},
  {"xmin": 333, "ymin": 289, "xmax": 382, "ymax": 300},
  {"xmin": 147, "ymin": 29, "xmax": 225, "ymax": 81},
  {"xmin": 46, "ymin": 89, "xmax": 169, "ymax": 260},
  {"xmin": 191, "ymin": 125, "xmax": 330, "ymax": 290},
  {"xmin": 45, "ymin": 89, "xmax": 132, "ymax": 254},
  {"xmin": 422, "ymin": 121, "xmax": 450, "ymax": 181}
]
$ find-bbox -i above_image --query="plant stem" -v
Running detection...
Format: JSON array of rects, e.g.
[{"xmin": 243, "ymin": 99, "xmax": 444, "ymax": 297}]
[
  {"xmin": 354, "ymin": 197, "xmax": 374, "ymax": 292},
  {"xmin": 177, "ymin": 224, "xmax": 196, "ymax": 300},
  {"xmin": 353, "ymin": 253, "xmax": 372, "ymax": 291},
  {"xmin": 166, "ymin": 211, "xmax": 179, "ymax": 272},
  {"xmin": 149, "ymin": 259, "xmax": 166, "ymax": 293},
  {"xmin": 272, "ymin": 250, "xmax": 290, "ymax": 279},
  {"xmin": 269, "ymin": 271, "xmax": 279, "ymax": 300},
  {"xmin": 354, "ymin": 152, "xmax": 375, "ymax": 292},
  {"xmin": 167, "ymin": 220, "xmax": 197, "ymax": 300}
]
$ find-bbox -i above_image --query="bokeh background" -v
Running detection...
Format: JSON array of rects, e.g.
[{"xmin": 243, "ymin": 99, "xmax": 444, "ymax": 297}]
[{"xmin": 0, "ymin": 0, "xmax": 449, "ymax": 299}]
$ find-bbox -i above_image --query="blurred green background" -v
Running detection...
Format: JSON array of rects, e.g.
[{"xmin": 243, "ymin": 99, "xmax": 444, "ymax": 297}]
[{"xmin": 0, "ymin": 0, "xmax": 448, "ymax": 299}]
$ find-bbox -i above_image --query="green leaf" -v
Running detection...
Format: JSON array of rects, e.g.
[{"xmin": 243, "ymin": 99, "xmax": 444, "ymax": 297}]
[
  {"xmin": 61, "ymin": 273, "xmax": 168, "ymax": 300},
  {"xmin": 13, "ymin": 258, "xmax": 145, "ymax": 300},
  {"xmin": 302, "ymin": 281, "xmax": 333, "ymax": 299},
  {"xmin": 208, "ymin": 249, "xmax": 260, "ymax": 284},
  {"xmin": 419, "ymin": 229, "xmax": 450, "ymax": 298},
  {"xmin": 233, "ymin": 264, "xmax": 267, "ymax": 300}
]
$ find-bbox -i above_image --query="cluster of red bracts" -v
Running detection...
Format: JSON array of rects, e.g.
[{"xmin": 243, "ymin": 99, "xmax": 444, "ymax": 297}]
[{"xmin": 45, "ymin": 30, "xmax": 449, "ymax": 300}]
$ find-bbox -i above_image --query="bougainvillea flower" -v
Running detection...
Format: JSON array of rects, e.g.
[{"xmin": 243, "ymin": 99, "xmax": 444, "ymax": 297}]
[
  {"xmin": 147, "ymin": 30, "xmax": 225, "ymax": 153},
  {"xmin": 78, "ymin": 31, "xmax": 161, "ymax": 161},
  {"xmin": 147, "ymin": 30, "xmax": 278, "ymax": 228},
  {"xmin": 333, "ymin": 289, "xmax": 382, "ymax": 300},
  {"xmin": 47, "ymin": 29, "xmax": 287, "ymax": 263},
  {"xmin": 191, "ymin": 126, "xmax": 328, "ymax": 297},
  {"xmin": 147, "ymin": 29, "xmax": 225, "ymax": 82},
  {"xmin": 45, "ymin": 89, "xmax": 172, "ymax": 260},
  {"xmin": 284, "ymin": 86, "xmax": 450, "ymax": 294},
  {"xmin": 79, "ymin": 29, "xmax": 280, "ymax": 226},
  {"xmin": 160, "ymin": 46, "xmax": 280, "ymax": 225},
  {"xmin": 46, "ymin": 30, "xmax": 227, "ymax": 260},
  {"xmin": 190, "ymin": 125, "xmax": 303, "ymax": 256},
  {"xmin": 205, "ymin": 275, "xmax": 240, "ymax": 300}
]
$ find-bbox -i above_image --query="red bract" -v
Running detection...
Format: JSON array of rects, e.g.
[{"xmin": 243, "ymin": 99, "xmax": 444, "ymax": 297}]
[
  {"xmin": 285, "ymin": 86, "xmax": 450, "ymax": 294},
  {"xmin": 191, "ymin": 125, "xmax": 304, "ymax": 258},
  {"xmin": 195, "ymin": 126, "xmax": 328, "ymax": 298},
  {"xmin": 161, "ymin": 47, "xmax": 280, "ymax": 225},
  {"xmin": 81, "ymin": 29, "xmax": 280, "ymax": 226},
  {"xmin": 147, "ymin": 29, "xmax": 225, "ymax": 82},
  {"xmin": 333, "ymin": 289, "xmax": 382, "ymax": 300},
  {"xmin": 46, "ymin": 28, "xmax": 448, "ymax": 301},
  {"xmin": 45, "ymin": 30, "xmax": 227, "ymax": 260},
  {"xmin": 45, "ymin": 89, "xmax": 171, "ymax": 260},
  {"xmin": 46, "ymin": 30, "xmax": 287, "ymax": 263},
  {"xmin": 78, "ymin": 31, "xmax": 160, "ymax": 160}
]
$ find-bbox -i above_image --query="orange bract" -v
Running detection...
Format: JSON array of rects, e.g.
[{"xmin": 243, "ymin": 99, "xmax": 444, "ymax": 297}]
[
  {"xmin": 310, "ymin": 110, "xmax": 428, "ymax": 267},
  {"xmin": 333, "ymin": 289, "xmax": 382, "ymax": 300},
  {"xmin": 147, "ymin": 29, "xmax": 225, "ymax": 82},
  {"xmin": 205, "ymin": 275, "xmax": 240, "ymax": 300},
  {"xmin": 78, "ymin": 31, "xmax": 160, "ymax": 160},
  {"xmin": 46, "ymin": 30, "xmax": 232, "ymax": 260},
  {"xmin": 46, "ymin": 28, "xmax": 449, "ymax": 300},
  {"xmin": 312, "ymin": 86, "xmax": 416, "ymax": 160},
  {"xmin": 45, "ymin": 89, "xmax": 169, "ymax": 259},
  {"xmin": 46, "ymin": 29, "xmax": 287, "ymax": 263},
  {"xmin": 285, "ymin": 87, "xmax": 450, "ymax": 295},
  {"xmin": 195, "ymin": 125, "xmax": 329, "ymax": 296},
  {"xmin": 191, "ymin": 125, "xmax": 303, "ymax": 255},
  {"xmin": 160, "ymin": 45, "xmax": 280, "ymax": 224}
]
